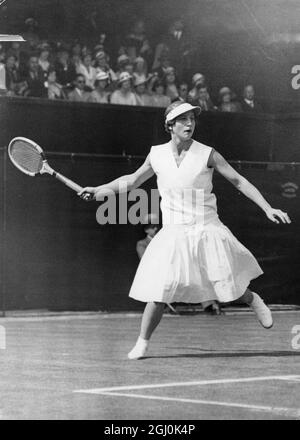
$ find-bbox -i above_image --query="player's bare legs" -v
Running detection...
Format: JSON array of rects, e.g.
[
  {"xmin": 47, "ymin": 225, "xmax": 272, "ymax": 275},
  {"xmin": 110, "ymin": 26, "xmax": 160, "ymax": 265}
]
[
  {"xmin": 128, "ymin": 302, "xmax": 165, "ymax": 359},
  {"xmin": 239, "ymin": 288, "xmax": 273, "ymax": 328}
]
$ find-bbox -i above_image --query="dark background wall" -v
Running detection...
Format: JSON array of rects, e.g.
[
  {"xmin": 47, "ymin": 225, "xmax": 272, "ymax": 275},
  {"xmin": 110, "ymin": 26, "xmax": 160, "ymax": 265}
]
[
  {"xmin": 0, "ymin": 98, "xmax": 299, "ymax": 311},
  {"xmin": 1, "ymin": 97, "xmax": 300, "ymax": 161}
]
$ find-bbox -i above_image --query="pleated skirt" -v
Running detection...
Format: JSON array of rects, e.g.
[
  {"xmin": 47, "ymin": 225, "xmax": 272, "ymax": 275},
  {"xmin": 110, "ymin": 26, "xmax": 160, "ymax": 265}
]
[{"xmin": 129, "ymin": 220, "xmax": 263, "ymax": 304}]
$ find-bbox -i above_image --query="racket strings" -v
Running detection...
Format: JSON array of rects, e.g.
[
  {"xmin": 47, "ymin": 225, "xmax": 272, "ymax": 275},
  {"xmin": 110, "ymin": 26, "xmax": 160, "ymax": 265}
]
[{"xmin": 10, "ymin": 141, "xmax": 43, "ymax": 174}]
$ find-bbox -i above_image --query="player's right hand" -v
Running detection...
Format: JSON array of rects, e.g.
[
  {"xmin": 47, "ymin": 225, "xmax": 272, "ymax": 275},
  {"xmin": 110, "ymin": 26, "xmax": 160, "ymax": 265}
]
[{"xmin": 78, "ymin": 187, "xmax": 96, "ymax": 201}]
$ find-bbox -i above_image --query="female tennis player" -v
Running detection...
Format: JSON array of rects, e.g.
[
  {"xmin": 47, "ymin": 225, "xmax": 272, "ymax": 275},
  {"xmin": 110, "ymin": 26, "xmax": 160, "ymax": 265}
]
[{"xmin": 79, "ymin": 101, "xmax": 291, "ymax": 360}]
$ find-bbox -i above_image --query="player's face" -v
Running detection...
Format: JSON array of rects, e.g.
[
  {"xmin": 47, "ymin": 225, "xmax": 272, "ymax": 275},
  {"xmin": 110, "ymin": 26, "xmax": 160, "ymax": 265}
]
[{"xmin": 173, "ymin": 111, "xmax": 195, "ymax": 140}]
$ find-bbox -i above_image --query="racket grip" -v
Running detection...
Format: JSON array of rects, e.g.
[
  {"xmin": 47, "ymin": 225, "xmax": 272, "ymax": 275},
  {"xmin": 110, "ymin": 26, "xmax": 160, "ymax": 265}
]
[{"xmin": 53, "ymin": 171, "xmax": 83, "ymax": 193}]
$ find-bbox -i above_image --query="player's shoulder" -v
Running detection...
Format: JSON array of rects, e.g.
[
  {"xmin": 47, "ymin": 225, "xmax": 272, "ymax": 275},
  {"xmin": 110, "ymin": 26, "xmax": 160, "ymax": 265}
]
[
  {"xmin": 192, "ymin": 140, "xmax": 213, "ymax": 152},
  {"xmin": 149, "ymin": 142, "xmax": 170, "ymax": 154}
]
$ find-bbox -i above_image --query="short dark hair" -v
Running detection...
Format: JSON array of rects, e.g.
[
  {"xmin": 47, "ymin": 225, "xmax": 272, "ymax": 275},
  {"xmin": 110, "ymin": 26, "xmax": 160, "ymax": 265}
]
[{"xmin": 164, "ymin": 100, "xmax": 184, "ymax": 133}]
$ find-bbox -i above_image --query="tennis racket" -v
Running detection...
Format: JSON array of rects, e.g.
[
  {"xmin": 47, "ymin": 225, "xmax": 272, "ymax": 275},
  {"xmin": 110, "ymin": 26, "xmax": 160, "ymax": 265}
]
[{"xmin": 8, "ymin": 137, "xmax": 84, "ymax": 194}]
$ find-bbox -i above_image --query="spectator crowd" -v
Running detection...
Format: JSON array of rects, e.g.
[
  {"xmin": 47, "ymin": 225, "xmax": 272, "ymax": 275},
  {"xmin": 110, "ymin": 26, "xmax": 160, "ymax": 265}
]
[{"xmin": 0, "ymin": 17, "xmax": 264, "ymax": 113}]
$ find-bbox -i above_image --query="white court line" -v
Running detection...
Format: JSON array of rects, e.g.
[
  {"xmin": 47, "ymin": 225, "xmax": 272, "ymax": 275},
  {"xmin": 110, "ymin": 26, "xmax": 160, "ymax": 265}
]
[
  {"xmin": 74, "ymin": 375, "xmax": 300, "ymax": 394},
  {"xmin": 97, "ymin": 391, "xmax": 300, "ymax": 419}
]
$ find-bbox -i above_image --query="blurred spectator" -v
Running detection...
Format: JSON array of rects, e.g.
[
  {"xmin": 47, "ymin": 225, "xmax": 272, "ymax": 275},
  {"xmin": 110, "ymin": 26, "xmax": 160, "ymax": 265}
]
[
  {"xmin": 241, "ymin": 84, "xmax": 263, "ymax": 113},
  {"xmin": 149, "ymin": 78, "xmax": 171, "ymax": 108},
  {"xmin": 153, "ymin": 19, "xmax": 193, "ymax": 81},
  {"xmin": 6, "ymin": 42, "xmax": 22, "ymax": 67},
  {"xmin": 133, "ymin": 56, "xmax": 148, "ymax": 83},
  {"xmin": 94, "ymin": 51, "xmax": 117, "ymax": 85},
  {"xmin": 46, "ymin": 69, "xmax": 66, "ymax": 100},
  {"xmin": 191, "ymin": 85, "xmax": 216, "ymax": 111},
  {"xmin": 22, "ymin": 55, "xmax": 47, "ymax": 98},
  {"xmin": 71, "ymin": 42, "xmax": 82, "ymax": 58},
  {"xmin": 187, "ymin": 72, "xmax": 206, "ymax": 103},
  {"xmin": 0, "ymin": 48, "xmax": 5, "ymax": 64},
  {"xmin": 115, "ymin": 54, "xmax": 131, "ymax": 79},
  {"xmin": 38, "ymin": 46, "xmax": 51, "ymax": 80},
  {"xmin": 68, "ymin": 74, "xmax": 90, "ymax": 102},
  {"xmin": 110, "ymin": 72, "xmax": 137, "ymax": 105},
  {"xmin": 152, "ymin": 50, "xmax": 172, "ymax": 79},
  {"xmin": 133, "ymin": 76, "xmax": 152, "ymax": 106},
  {"xmin": 218, "ymin": 87, "xmax": 242, "ymax": 113},
  {"xmin": 125, "ymin": 19, "xmax": 152, "ymax": 65},
  {"xmin": 88, "ymin": 71, "xmax": 110, "ymax": 104},
  {"xmin": 54, "ymin": 48, "xmax": 76, "ymax": 87},
  {"xmin": 136, "ymin": 213, "xmax": 159, "ymax": 259},
  {"xmin": 163, "ymin": 67, "xmax": 179, "ymax": 102},
  {"xmin": 76, "ymin": 53, "xmax": 97, "ymax": 90},
  {"xmin": 178, "ymin": 82, "xmax": 189, "ymax": 102},
  {"xmin": 5, "ymin": 55, "xmax": 21, "ymax": 95},
  {"xmin": 23, "ymin": 18, "xmax": 40, "ymax": 53},
  {"xmin": 71, "ymin": 53, "xmax": 82, "ymax": 72},
  {"xmin": 123, "ymin": 61, "xmax": 135, "ymax": 76},
  {"xmin": 0, "ymin": 60, "xmax": 5, "ymax": 94}
]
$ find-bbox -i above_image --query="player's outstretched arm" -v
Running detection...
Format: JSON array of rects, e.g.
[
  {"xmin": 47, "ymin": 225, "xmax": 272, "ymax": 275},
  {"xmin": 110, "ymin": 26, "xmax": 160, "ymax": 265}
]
[
  {"xmin": 210, "ymin": 150, "xmax": 291, "ymax": 224},
  {"xmin": 78, "ymin": 154, "xmax": 154, "ymax": 201}
]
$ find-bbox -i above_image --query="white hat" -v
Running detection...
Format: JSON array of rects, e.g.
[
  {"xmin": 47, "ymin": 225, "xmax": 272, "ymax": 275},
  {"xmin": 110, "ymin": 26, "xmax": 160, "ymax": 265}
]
[
  {"xmin": 95, "ymin": 71, "xmax": 109, "ymax": 81},
  {"xmin": 165, "ymin": 102, "xmax": 201, "ymax": 123},
  {"xmin": 117, "ymin": 54, "xmax": 130, "ymax": 64},
  {"xmin": 219, "ymin": 86, "xmax": 231, "ymax": 96},
  {"xmin": 133, "ymin": 75, "xmax": 148, "ymax": 87},
  {"xmin": 118, "ymin": 71, "xmax": 132, "ymax": 83},
  {"xmin": 192, "ymin": 72, "xmax": 205, "ymax": 85},
  {"xmin": 95, "ymin": 50, "xmax": 106, "ymax": 60}
]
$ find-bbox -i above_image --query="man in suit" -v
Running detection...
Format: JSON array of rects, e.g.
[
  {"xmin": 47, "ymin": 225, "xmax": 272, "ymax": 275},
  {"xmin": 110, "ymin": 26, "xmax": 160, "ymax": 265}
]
[
  {"xmin": 68, "ymin": 74, "xmax": 90, "ymax": 102},
  {"xmin": 241, "ymin": 84, "xmax": 263, "ymax": 113},
  {"xmin": 23, "ymin": 55, "xmax": 47, "ymax": 98}
]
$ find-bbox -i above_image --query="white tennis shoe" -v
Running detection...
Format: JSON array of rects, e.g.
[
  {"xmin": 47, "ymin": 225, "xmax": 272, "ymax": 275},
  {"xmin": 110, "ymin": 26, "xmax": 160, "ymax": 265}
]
[
  {"xmin": 250, "ymin": 292, "xmax": 273, "ymax": 329},
  {"xmin": 127, "ymin": 337, "xmax": 149, "ymax": 360}
]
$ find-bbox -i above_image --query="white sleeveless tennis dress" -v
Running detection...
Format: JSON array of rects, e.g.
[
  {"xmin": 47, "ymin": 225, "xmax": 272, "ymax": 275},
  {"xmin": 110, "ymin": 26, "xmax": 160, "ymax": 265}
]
[{"xmin": 129, "ymin": 140, "xmax": 263, "ymax": 304}]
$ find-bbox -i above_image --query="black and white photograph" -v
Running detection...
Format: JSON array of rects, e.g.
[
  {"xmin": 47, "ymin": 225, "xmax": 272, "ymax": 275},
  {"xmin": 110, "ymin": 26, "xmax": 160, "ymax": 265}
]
[{"xmin": 0, "ymin": 0, "xmax": 299, "ymax": 422}]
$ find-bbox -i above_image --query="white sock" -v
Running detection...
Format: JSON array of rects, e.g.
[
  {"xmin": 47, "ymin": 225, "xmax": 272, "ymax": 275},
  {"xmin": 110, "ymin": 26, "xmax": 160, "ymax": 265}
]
[
  {"xmin": 127, "ymin": 336, "xmax": 149, "ymax": 360},
  {"xmin": 251, "ymin": 292, "xmax": 262, "ymax": 305}
]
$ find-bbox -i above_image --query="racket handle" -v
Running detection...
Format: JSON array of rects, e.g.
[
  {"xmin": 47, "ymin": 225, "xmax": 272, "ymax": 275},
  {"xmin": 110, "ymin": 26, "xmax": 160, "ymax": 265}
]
[{"xmin": 53, "ymin": 171, "xmax": 83, "ymax": 193}]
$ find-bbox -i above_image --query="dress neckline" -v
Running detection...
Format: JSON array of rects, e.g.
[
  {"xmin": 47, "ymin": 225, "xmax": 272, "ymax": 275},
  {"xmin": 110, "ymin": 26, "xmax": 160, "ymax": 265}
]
[{"xmin": 169, "ymin": 140, "xmax": 195, "ymax": 170}]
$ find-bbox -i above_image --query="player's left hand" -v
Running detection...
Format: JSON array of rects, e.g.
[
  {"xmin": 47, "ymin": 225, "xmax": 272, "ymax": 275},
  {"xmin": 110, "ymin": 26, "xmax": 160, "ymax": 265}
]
[{"xmin": 265, "ymin": 208, "xmax": 291, "ymax": 224}]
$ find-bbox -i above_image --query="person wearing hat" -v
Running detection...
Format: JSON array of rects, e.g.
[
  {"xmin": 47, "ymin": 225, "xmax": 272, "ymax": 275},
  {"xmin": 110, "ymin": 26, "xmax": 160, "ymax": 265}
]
[
  {"xmin": 76, "ymin": 53, "xmax": 97, "ymax": 90},
  {"xmin": 187, "ymin": 73, "xmax": 215, "ymax": 111},
  {"xmin": 133, "ymin": 56, "xmax": 148, "ymax": 82},
  {"xmin": 79, "ymin": 100, "xmax": 290, "ymax": 360},
  {"xmin": 68, "ymin": 73, "xmax": 90, "ymax": 102},
  {"xmin": 133, "ymin": 75, "xmax": 152, "ymax": 106},
  {"xmin": 110, "ymin": 71, "xmax": 137, "ymax": 106},
  {"xmin": 163, "ymin": 66, "xmax": 179, "ymax": 102},
  {"xmin": 95, "ymin": 51, "xmax": 117, "ymax": 85},
  {"xmin": 88, "ymin": 71, "xmax": 110, "ymax": 104},
  {"xmin": 148, "ymin": 77, "xmax": 171, "ymax": 108},
  {"xmin": 218, "ymin": 86, "xmax": 242, "ymax": 113}
]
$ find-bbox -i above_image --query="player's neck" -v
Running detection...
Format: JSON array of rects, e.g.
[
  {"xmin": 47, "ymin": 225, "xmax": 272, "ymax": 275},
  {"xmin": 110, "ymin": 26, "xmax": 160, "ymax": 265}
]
[{"xmin": 170, "ymin": 137, "xmax": 193, "ymax": 154}]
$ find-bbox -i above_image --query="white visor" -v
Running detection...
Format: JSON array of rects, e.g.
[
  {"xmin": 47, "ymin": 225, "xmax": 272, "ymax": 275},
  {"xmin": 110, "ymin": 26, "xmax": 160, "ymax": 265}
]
[{"xmin": 165, "ymin": 103, "xmax": 201, "ymax": 123}]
